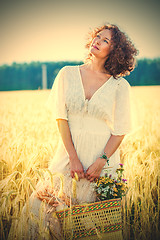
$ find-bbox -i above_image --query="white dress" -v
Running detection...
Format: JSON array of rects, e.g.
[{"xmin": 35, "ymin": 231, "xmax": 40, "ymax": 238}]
[
  {"xmin": 47, "ymin": 65, "xmax": 131, "ymax": 177},
  {"xmin": 19, "ymin": 65, "xmax": 131, "ymax": 239}
]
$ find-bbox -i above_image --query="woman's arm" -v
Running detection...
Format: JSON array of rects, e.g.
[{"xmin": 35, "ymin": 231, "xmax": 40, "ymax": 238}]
[
  {"xmin": 57, "ymin": 119, "xmax": 85, "ymax": 179},
  {"xmin": 86, "ymin": 134, "xmax": 124, "ymax": 182}
]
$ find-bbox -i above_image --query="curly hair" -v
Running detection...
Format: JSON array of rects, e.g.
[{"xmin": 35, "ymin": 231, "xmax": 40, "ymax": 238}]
[{"xmin": 85, "ymin": 24, "xmax": 138, "ymax": 78}]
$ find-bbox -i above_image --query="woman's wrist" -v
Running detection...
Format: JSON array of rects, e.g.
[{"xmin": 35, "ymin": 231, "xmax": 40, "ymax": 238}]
[
  {"xmin": 69, "ymin": 151, "xmax": 78, "ymax": 162},
  {"xmin": 97, "ymin": 157, "xmax": 106, "ymax": 168},
  {"xmin": 100, "ymin": 152, "xmax": 109, "ymax": 165}
]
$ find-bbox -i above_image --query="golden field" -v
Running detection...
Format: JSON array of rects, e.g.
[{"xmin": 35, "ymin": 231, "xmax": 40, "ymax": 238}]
[{"xmin": 0, "ymin": 86, "xmax": 160, "ymax": 240}]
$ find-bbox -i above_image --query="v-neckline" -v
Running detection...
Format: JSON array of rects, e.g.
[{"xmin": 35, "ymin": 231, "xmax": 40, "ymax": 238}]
[{"xmin": 77, "ymin": 65, "xmax": 112, "ymax": 102}]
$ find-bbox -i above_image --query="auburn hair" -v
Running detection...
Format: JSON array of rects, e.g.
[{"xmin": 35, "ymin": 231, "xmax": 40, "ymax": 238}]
[{"xmin": 85, "ymin": 24, "xmax": 138, "ymax": 78}]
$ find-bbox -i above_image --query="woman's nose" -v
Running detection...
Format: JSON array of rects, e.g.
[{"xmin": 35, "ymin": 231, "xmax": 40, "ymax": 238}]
[{"xmin": 96, "ymin": 39, "xmax": 100, "ymax": 45}]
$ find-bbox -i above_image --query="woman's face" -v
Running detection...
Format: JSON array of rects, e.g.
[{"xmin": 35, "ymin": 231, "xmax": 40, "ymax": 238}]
[{"xmin": 90, "ymin": 29, "xmax": 112, "ymax": 60}]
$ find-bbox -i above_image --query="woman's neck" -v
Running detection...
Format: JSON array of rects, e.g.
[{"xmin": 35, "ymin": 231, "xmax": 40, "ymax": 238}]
[{"xmin": 86, "ymin": 58, "xmax": 107, "ymax": 74}]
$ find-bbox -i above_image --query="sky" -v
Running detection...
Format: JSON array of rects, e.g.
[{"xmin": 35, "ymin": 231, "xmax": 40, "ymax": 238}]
[{"xmin": 0, "ymin": 0, "xmax": 160, "ymax": 65}]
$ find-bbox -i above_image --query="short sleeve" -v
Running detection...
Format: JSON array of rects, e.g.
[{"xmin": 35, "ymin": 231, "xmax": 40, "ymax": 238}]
[
  {"xmin": 111, "ymin": 79, "xmax": 131, "ymax": 135},
  {"xmin": 46, "ymin": 67, "xmax": 68, "ymax": 121}
]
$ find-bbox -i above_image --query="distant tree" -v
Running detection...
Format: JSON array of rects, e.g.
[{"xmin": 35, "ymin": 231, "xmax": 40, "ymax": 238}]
[{"xmin": 125, "ymin": 58, "xmax": 160, "ymax": 86}]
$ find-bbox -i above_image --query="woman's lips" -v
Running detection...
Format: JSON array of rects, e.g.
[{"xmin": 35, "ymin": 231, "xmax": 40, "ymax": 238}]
[{"xmin": 92, "ymin": 45, "xmax": 99, "ymax": 50}]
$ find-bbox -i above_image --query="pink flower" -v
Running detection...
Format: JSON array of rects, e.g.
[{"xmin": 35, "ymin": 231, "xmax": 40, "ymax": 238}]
[{"xmin": 122, "ymin": 179, "xmax": 127, "ymax": 182}]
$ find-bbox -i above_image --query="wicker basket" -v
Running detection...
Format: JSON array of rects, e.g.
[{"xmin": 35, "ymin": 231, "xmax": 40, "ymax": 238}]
[{"xmin": 56, "ymin": 198, "xmax": 123, "ymax": 240}]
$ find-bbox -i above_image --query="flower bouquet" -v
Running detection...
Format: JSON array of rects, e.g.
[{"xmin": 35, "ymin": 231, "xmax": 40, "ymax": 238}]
[{"xmin": 95, "ymin": 163, "xmax": 128, "ymax": 201}]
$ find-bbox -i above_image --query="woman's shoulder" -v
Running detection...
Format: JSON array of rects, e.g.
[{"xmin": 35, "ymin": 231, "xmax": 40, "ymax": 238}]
[
  {"xmin": 116, "ymin": 77, "xmax": 131, "ymax": 88},
  {"xmin": 112, "ymin": 77, "xmax": 131, "ymax": 95},
  {"xmin": 56, "ymin": 66, "xmax": 78, "ymax": 81},
  {"xmin": 59, "ymin": 65, "xmax": 79, "ymax": 73}
]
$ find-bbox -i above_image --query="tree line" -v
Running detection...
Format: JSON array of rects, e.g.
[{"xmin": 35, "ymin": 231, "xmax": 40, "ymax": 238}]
[{"xmin": 0, "ymin": 58, "xmax": 159, "ymax": 91}]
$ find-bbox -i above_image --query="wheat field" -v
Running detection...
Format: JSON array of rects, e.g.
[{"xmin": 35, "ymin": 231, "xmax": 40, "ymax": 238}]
[{"xmin": 0, "ymin": 86, "xmax": 160, "ymax": 240}]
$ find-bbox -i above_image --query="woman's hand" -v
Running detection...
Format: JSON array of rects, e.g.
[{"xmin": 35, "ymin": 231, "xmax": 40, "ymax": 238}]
[
  {"xmin": 69, "ymin": 155, "xmax": 85, "ymax": 180},
  {"xmin": 85, "ymin": 135, "xmax": 125, "ymax": 182},
  {"xmin": 85, "ymin": 158, "xmax": 106, "ymax": 182}
]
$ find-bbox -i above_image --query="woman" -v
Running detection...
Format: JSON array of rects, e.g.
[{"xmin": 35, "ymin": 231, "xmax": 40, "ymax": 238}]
[
  {"xmin": 19, "ymin": 23, "xmax": 138, "ymax": 239},
  {"xmin": 46, "ymin": 23, "xmax": 138, "ymax": 184}
]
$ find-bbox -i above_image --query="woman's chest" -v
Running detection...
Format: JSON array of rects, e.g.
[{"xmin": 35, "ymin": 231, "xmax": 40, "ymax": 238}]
[
  {"xmin": 64, "ymin": 70, "xmax": 117, "ymax": 114},
  {"xmin": 80, "ymin": 70, "xmax": 111, "ymax": 101}
]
